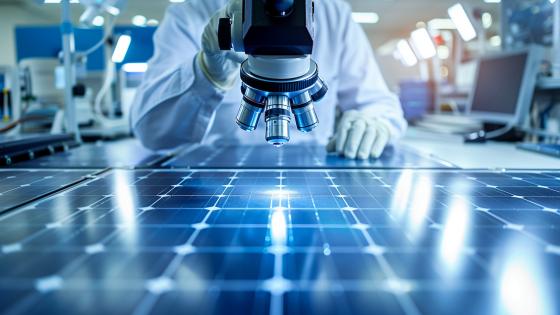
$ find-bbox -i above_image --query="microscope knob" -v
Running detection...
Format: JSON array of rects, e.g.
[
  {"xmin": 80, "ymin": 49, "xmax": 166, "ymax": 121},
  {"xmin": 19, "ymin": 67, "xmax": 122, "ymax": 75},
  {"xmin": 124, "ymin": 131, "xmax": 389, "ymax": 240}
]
[{"xmin": 218, "ymin": 18, "xmax": 232, "ymax": 50}]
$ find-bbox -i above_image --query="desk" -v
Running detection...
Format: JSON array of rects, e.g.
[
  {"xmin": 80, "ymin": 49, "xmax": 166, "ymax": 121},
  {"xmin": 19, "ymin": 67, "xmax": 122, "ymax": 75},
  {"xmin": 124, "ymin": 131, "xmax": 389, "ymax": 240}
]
[{"xmin": 402, "ymin": 127, "xmax": 560, "ymax": 169}]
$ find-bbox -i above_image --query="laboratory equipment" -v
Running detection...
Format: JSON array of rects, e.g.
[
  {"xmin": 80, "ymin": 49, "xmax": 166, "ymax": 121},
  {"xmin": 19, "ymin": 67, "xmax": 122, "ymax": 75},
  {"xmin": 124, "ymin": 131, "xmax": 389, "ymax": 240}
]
[
  {"xmin": 218, "ymin": 0, "xmax": 328, "ymax": 146},
  {"xmin": 468, "ymin": 46, "xmax": 544, "ymax": 126}
]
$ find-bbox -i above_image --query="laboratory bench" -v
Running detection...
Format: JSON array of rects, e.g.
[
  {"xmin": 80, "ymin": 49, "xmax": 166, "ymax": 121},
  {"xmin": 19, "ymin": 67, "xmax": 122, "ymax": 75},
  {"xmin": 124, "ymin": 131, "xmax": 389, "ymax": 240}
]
[{"xmin": 0, "ymin": 129, "xmax": 559, "ymax": 315}]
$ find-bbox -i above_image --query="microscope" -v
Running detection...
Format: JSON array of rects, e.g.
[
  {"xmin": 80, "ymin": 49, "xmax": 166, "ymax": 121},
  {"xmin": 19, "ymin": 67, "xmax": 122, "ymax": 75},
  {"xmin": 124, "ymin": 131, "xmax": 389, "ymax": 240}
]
[{"xmin": 218, "ymin": 0, "xmax": 328, "ymax": 146}]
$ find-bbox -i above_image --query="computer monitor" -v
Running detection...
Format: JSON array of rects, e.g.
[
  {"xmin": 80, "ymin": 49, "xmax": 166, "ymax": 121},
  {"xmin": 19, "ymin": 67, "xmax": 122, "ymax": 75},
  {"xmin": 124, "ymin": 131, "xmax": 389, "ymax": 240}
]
[{"xmin": 467, "ymin": 45, "xmax": 544, "ymax": 126}]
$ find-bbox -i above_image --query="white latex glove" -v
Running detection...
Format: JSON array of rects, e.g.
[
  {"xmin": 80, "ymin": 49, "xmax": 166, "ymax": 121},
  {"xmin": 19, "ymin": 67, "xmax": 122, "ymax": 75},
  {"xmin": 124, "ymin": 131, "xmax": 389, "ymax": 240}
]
[
  {"xmin": 326, "ymin": 110, "xmax": 392, "ymax": 160},
  {"xmin": 199, "ymin": 0, "xmax": 246, "ymax": 90}
]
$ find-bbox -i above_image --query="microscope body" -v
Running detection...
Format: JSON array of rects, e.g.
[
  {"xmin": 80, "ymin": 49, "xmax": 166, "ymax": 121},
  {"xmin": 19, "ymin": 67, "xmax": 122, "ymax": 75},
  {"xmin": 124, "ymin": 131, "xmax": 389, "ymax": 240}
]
[{"xmin": 218, "ymin": 0, "xmax": 328, "ymax": 146}]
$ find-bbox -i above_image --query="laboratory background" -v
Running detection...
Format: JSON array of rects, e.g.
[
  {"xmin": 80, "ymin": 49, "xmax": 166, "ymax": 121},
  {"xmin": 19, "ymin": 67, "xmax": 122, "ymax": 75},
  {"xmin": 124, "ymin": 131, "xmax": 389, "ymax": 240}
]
[{"xmin": 0, "ymin": 0, "xmax": 560, "ymax": 314}]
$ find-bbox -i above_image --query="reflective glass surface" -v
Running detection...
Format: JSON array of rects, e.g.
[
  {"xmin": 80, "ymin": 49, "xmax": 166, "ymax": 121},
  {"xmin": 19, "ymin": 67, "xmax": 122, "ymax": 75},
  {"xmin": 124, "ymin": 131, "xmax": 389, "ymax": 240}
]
[
  {"xmin": 1, "ymin": 169, "xmax": 559, "ymax": 314},
  {"xmin": 0, "ymin": 169, "xmax": 94, "ymax": 214},
  {"xmin": 12, "ymin": 140, "xmax": 165, "ymax": 169},
  {"xmin": 164, "ymin": 145, "xmax": 456, "ymax": 169}
]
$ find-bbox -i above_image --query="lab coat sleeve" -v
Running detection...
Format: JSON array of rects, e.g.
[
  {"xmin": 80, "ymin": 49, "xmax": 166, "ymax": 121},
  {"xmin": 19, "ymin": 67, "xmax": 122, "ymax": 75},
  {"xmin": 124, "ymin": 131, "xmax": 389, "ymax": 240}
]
[
  {"xmin": 130, "ymin": 5, "xmax": 227, "ymax": 151},
  {"xmin": 335, "ymin": 2, "xmax": 407, "ymax": 140}
]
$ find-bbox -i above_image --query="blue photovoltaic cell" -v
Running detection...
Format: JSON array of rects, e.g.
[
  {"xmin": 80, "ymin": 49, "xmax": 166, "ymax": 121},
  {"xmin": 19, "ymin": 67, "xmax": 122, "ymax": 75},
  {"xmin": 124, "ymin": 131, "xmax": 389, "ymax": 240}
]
[
  {"xmin": 13, "ymin": 139, "xmax": 166, "ymax": 169},
  {"xmin": 163, "ymin": 145, "xmax": 455, "ymax": 169},
  {"xmin": 0, "ymin": 169, "xmax": 94, "ymax": 214},
  {"xmin": 0, "ymin": 169, "xmax": 559, "ymax": 314}
]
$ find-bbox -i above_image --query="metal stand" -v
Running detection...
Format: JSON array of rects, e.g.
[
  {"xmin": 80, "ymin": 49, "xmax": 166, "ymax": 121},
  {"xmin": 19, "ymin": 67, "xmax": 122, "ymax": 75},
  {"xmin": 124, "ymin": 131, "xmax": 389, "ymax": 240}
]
[
  {"xmin": 553, "ymin": 0, "xmax": 560, "ymax": 78},
  {"xmin": 61, "ymin": 0, "xmax": 82, "ymax": 143}
]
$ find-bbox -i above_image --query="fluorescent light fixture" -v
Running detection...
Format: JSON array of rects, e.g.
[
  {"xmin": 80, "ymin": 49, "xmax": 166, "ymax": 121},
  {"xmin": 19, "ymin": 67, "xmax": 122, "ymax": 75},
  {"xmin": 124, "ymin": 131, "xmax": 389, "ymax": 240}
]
[
  {"xmin": 428, "ymin": 18, "xmax": 456, "ymax": 30},
  {"xmin": 147, "ymin": 19, "xmax": 159, "ymax": 26},
  {"xmin": 448, "ymin": 3, "xmax": 477, "ymax": 42},
  {"xmin": 483, "ymin": 0, "xmax": 501, "ymax": 3},
  {"xmin": 482, "ymin": 12, "xmax": 493, "ymax": 29},
  {"xmin": 91, "ymin": 15, "xmax": 104, "ymax": 27},
  {"xmin": 396, "ymin": 39, "xmax": 418, "ymax": 67},
  {"xmin": 44, "ymin": 0, "xmax": 80, "ymax": 3},
  {"xmin": 410, "ymin": 28, "xmax": 437, "ymax": 60},
  {"xmin": 169, "ymin": 0, "xmax": 186, "ymax": 2},
  {"xmin": 112, "ymin": 34, "xmax": 131, "ymax": 63},
  {"xmin": 489, "ymin": 35, "xmax": 502, "ymax": 47},
  {"xmin": 132, "ymin": 15, "xmax": 147, "ymax": 27},
  {"xmin": 122, "ymin": 63, "xmax": 148, "ymax": 73},
  {"xmin": 352, "ymin": 12, "xmax": 380, "ymax": 24}
]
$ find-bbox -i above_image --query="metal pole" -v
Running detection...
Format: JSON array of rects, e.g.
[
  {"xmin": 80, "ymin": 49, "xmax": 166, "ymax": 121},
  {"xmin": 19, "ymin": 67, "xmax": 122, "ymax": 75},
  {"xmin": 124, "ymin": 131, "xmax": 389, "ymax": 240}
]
[
  {"xmin": 61, "ymin": 0, "xmax": 82, "ymax": 142},
  {"xmin": 553, "ymin": 0, "xmax": 560, "ymax": 78}
]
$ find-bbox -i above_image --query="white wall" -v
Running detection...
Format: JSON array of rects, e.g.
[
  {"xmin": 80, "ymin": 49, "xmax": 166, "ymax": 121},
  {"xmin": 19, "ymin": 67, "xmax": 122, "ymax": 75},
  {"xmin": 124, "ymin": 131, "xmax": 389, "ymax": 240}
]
[{"xmin": 0, "ymin": 4, "xmax": 52, "ymax": 66}]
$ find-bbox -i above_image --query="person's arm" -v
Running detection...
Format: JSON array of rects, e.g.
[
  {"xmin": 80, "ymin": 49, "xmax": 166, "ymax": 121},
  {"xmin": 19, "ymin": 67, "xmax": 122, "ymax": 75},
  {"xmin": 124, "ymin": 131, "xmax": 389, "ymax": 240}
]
[
  {"xmin": 130, "ymin": 4, "xmax": 237, "ymax": 151},
  {"xmin": 327, "ymin": 2, "xmax": 407, "ymax": 159}
]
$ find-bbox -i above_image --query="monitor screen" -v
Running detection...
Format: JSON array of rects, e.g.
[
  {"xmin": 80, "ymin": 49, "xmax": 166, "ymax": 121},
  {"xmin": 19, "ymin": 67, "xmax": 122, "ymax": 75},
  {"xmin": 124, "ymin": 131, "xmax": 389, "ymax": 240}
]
[{"xmin": 470, "ymin": 52, "xmax": 528, "ymax": 115}]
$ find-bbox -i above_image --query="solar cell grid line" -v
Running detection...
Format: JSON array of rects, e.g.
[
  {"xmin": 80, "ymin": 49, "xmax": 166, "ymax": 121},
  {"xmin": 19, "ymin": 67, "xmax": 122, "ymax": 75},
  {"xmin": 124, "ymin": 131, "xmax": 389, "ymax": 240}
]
[
  {"xmin": 132, "ymin": 171, "xmax": 241, "ymax": 315},
  {"xmin": 2, "ymin": 169, "xmax": 560, "ymax": 314},
  {"xmin": 0, "ymin": 170, "xmax": 196, "ymax": 315},
  {"xmin": 0, "ymin": 169, "xmax": 95, "ymax": 214},
  {"xmin": 324, "ymin": 171, "xmax": 421, "ymax": 315}
]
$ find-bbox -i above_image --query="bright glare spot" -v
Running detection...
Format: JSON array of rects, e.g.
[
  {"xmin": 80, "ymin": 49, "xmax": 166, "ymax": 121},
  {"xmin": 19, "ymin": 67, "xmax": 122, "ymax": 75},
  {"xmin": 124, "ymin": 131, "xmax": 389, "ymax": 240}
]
[
  {"xmin": 270, "ymin": 211, "xmax": 287, "ymax": 246},
  {"xmin": 112, "ymin": 35, "xmax": 131, "ymax": 63},
  {"xmin": 132, "ymin": 15, "xmax": 147, "ymax": 27},
  {"xmin": 500, "ymin": 260, "xmax": 548, "ymax": 315},
  {"xmin": 352, "ymin": 12, "xmax": 379, "ymax": 24},
  {"xmin": 437, "ymin": 45, "xmax": 450, "ymax": 59},
  {"xmin": 169, "ymin": 0, "xmax": 186, "ymax": 3},
  {"xmin": 440, "ymin": 198, "xmax": 470, "ymax": 269},
  {"xmin": 396, "ymin": 39, "xmax": 418, "ymax": 67},
  {"xmin": 482, "ymin": 12, "xmax": 493, "ymax": 29},
  {"xmin": 147, "ymin": 19, "xmax": 159, "ymax": 26},
  {"xmin": 410, "ymin": 28, "xmax": 437, "ymax": 59},
  {"xmin": 122, "ymin": 63, "xmax": 148, "ymax": 73},
  {"xmin": 92, "ymin": 15, "xmax": 104, "ymax": 27},
  {"xmin": 490, "ymin": 35, "xmax": 502, "ymax": 47},
  {"xmin": 448, "ymin": 3, "xmax": 477, "ymax": 42}
]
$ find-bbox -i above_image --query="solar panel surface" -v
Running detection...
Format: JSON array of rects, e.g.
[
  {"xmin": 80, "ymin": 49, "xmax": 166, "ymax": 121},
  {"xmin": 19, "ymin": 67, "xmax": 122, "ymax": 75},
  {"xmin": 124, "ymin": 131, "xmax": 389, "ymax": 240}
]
[
  {"xmin": 11, "ymin": 140, "xmax": 166, "ymax": 169},
  {"xmin": 0, "ymin": 169, "xmax": 95, "ymax": 214},
  {"xmin": 1, "ymin": 169, "xmax": 559, "ymax": 315},
  {"xmin": 163, "ymin": 145, "xmax": 455, "ymax": 169}
]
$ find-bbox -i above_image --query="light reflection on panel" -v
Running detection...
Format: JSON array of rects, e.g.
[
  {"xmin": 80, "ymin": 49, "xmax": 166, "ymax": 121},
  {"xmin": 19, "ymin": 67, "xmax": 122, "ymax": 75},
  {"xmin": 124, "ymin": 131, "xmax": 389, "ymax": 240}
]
[
  {"xmin": 0, "ymin": 169, "xmax": 559, "ymax": 315},
  {"xmin": 164, "ymin": 145, "xmax": 456, "ymax": 169}
]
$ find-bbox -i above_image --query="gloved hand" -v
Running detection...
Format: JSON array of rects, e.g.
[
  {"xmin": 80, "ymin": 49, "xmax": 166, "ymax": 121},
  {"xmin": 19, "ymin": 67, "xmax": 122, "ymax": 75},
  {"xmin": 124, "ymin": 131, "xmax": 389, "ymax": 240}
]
[
  {"xmin": 326, "ymin": 110, "xmax": 392, "ymax": 160},
  {"xmin": 199, "ymin": 0, "xmax": 246, "ymax": 90}
]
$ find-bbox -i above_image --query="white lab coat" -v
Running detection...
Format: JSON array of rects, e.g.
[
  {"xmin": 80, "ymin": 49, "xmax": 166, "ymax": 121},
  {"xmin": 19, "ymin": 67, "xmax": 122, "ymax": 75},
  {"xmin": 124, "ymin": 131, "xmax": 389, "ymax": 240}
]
[{"xmin": 131, "ymin": 0, "xmax": 407, "ymax": 151}]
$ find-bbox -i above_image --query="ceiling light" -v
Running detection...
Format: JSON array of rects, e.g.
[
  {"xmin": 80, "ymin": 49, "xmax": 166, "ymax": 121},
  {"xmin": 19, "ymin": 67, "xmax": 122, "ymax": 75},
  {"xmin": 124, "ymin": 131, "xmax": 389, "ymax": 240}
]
[
  {"xmin": 490, "ymin": 35, "xmax": 502, "ymax": 47},
  {"xmin": 147, "ymin": 19, "xmax": 159, "ymax": 26},
  {"xmin": 483, "ymin": 0, "xmax": 501, "ymax": 3},
  {"xmin": 122, "ymin": 63, "xmax": 148, "ymax": 73},
  {"xmin": 482, "ymin": 12, "xmax": 493, "ymax": 29},
  {"xmin": 91, "ymin": 15, "xmax": 104, "ymax": 27},
  {"xmin": 44, "ymin": 0, "xmax": 80, "ymax": 3},
  {"xmin": 448, "ymin": 3, "xmax": 477, "ymax": 42},
  {"xmin": 410, "ymin": 28, "xmax": 437, "ymax": 60},
  {"xmin": 396, "ymin": 39, "xmax": 418, "ymax": 67},
  {"xmin": 352, "ymin": 12, "xmax": 380, "ymax": 24},
  {"xmin": 112, "ymin": 34, "xmax": 131, "ymax": 63},
  {"xmin": 132, "ymin": 15, "xmax": 147, "ymax": 27},
  {"xmin": 169, "ymin": 0, "xmax": 186, "ymax": 3},
  {"xmin": 428, "ymin": 18, "xmax": 456, "ymax": 30}
]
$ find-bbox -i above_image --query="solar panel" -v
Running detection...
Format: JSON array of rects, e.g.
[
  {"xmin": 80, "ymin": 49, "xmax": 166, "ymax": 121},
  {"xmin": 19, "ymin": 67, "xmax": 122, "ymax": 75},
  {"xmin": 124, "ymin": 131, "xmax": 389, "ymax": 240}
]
[
  {"xmin": 0, "ymin": 169, "xmax": 94, "ymax": 214},
  {"xmin": 163, "ymin": 145, "xmax": 455, "ymax": 169},
  {"xmin": 12, "ymin": 139, "xmax": 166, "ymax": 169},
  {"xmin": 1, "ymin": 169, "xmax": 559, "ymax": 314}
]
